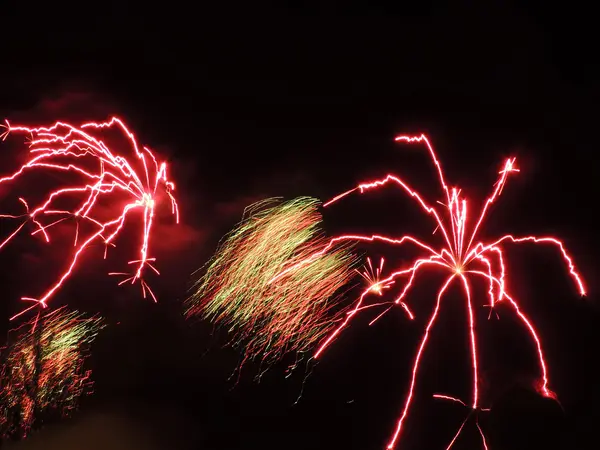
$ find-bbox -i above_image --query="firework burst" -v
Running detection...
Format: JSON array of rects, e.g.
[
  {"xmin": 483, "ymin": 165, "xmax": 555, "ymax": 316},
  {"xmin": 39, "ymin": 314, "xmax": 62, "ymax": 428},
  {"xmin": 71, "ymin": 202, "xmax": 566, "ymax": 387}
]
[
  {"xmin": 0, "ymin": 117, "xmax": 179, "ymax": 320},
  {"xmin": 0, "ymin": 307, "xmax": 104, "ymax": 439},
  {"xmin": 356, "ymin": 257, "xmax": 387, "ymax": 295},
  {"xmin": 186, "ymin": 197, "xmax": 358, "ymax": 367},
  {"xmin": 268, "ymin": 135, "xmax": 585, "ymax": 449}
]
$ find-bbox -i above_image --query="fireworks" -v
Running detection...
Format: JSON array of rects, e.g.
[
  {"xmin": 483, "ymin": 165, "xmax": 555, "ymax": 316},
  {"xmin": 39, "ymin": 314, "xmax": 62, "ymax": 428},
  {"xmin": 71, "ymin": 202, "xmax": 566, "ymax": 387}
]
[
  {"xmin": 0, "ymin": 307, "xmax": 104, "ymax": 439},
  {"xmin": 187, "ymin": 197, "xmax": 358, "ymax": 367},
  {"xmin": 270, "ymin": 135, "xmax": 586, "ymax": 449},
  {"xmin": 0, "ymin": 117, "xmax": 179, "ymax": 319}
]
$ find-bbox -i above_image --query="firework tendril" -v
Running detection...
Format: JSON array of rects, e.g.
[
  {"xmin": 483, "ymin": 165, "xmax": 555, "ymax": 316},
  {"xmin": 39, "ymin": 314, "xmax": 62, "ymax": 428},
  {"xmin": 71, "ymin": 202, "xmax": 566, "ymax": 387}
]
[
  {"xmin": 266, "ymin": 135, "xmax": 585, "ymax": 449},
  {"xmin": 186, "ymin": 197, "xmax": 358, "ymax": 367},
  {"xmin": 0, "ymin": 117, "xmax": 179, "ymax": 320}
]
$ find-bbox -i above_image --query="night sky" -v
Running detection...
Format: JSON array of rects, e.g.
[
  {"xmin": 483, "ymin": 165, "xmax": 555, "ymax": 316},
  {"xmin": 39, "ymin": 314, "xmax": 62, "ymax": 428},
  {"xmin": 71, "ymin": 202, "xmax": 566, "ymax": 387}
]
[{"xmin": 1, "ymin": 2, "xmax": 599, "ymax": 450}]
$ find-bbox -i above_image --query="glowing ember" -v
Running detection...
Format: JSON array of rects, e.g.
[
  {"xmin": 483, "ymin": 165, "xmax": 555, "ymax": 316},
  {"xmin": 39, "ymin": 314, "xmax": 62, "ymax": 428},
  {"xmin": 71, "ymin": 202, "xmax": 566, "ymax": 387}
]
[
  {"xmin": 270, "ymin": 135, "xmax": 585, "ymax": 449},
  {"xmin": 0, "ymin": 117, "xmax": 179, "ymax": 319}
]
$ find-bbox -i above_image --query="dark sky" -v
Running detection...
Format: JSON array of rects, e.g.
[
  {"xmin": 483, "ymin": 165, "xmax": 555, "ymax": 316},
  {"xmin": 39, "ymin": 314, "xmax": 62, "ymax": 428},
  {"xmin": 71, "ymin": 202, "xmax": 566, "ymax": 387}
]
[{"xmin": 1, "ymin": 2, "xmax": 599, "ymax": 450}]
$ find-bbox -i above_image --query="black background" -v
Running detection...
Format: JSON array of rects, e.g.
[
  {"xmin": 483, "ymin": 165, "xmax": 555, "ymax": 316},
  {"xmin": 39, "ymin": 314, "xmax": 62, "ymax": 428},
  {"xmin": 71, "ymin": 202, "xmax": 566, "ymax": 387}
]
[{"xmin": 1, "ymin": 2, "xmax": 598, "ymax": 449}]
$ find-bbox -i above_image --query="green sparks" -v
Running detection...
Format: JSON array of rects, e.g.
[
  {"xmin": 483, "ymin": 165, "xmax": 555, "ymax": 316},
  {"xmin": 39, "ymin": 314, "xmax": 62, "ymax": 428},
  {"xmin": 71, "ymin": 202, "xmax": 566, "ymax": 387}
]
[
  {"xmin": 0, "ymin": 307, "xmax": 105, "ymax": 439},
  {"xmin": 187, "ymin": 197, "xmax": 358, "ymax": 367}
]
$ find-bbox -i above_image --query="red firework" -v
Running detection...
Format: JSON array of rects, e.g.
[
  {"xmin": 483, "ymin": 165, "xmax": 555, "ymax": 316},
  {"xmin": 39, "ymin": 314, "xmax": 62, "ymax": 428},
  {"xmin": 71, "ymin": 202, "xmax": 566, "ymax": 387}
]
[
  {"xmin": 0, "ymin": 117, "xmax": 179, "ymax": 320},
  {"xmin": 271, "ymin": 135, "xmax": 585, "ymax": 449}
]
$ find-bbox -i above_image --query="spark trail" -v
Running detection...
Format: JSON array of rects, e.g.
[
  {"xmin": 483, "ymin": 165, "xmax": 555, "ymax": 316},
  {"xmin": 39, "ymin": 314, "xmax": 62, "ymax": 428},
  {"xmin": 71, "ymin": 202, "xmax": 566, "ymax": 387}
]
[
  {"xmin": 0, "ymin": 117, "xmax": 179, "ymax": 319},
  {"xmin": 270, "ymin": 135, "xmax": 586, "ymax": 449},
  {"xmin": 187, "ymin": 197, "xmax": 358, "ymax": 369},
  {"xmin": 0, "ymin": 307, "xmax": 104, "ymax": 439}
]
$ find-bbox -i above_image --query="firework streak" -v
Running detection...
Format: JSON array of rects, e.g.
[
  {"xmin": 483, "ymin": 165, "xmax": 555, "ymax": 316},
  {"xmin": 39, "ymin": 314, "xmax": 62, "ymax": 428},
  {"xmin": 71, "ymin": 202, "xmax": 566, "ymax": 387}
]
[
  {"xmin": 0, "ymin": 307, "xmax": 104, "ymax": 439},
  {"xmin": 186, "ymin": 197, "xmax": 358, "ymax": 367},
  {"xmin": 0, "ymin": 117, "xmax": 179, "ymax": 319},
  {"xmin": 269, "ymin": 135, "xmax": 586, "ymax": 449}
]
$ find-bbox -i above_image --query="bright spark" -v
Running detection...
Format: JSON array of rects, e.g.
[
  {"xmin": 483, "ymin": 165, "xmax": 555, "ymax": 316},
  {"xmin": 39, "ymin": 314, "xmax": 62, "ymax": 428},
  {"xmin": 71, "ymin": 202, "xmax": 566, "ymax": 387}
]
[{"xmin": 356, "ymin": 257, "xmax": 390, "ymax": 295}]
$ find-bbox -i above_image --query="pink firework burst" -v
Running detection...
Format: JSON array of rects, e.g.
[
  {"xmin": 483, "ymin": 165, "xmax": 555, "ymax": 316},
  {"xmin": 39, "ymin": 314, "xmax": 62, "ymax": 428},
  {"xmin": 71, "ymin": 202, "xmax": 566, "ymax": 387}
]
[
  {"xmin": 271, "ymin": 135, "xmax": 586, "ymax": 449},
  {"xmin": 0, "ymin": 117, "xmax": 179, "ymax": 320}
]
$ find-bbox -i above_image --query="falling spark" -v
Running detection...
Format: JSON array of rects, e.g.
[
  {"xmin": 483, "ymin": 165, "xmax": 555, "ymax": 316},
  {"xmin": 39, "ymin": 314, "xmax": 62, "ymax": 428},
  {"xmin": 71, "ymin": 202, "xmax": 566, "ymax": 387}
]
[
  {"xmin": 0, "ymin": 307, "xmax": 104, "ymax": 439},
  {"xmin": 269, "ymin": 135, "xmax": 585, "ymax": 449},
  {"xmin": 186, "ymin": 197, "xmax": 358, "ymax": 368},
  {"xmin": 0, "ymin": 117, "xmax": 179, "ymax": 319}
]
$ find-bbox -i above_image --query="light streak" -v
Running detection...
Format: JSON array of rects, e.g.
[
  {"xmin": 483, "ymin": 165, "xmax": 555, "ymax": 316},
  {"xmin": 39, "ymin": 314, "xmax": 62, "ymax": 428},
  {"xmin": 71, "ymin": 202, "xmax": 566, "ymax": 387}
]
[
  {"xmin": 0, "ymin": 307, "xmax": 104, "ymax": 438},
  {"xmin": 0, "ymin": 117, "xmax": 179, "ymax": 319},
  {"xmin": 186, "ymin": 197, "xmax": 358, "ymax": 368},
  {"xmin": 272, "ymin": 134, "xmax": 585, "ymax": 449}
]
